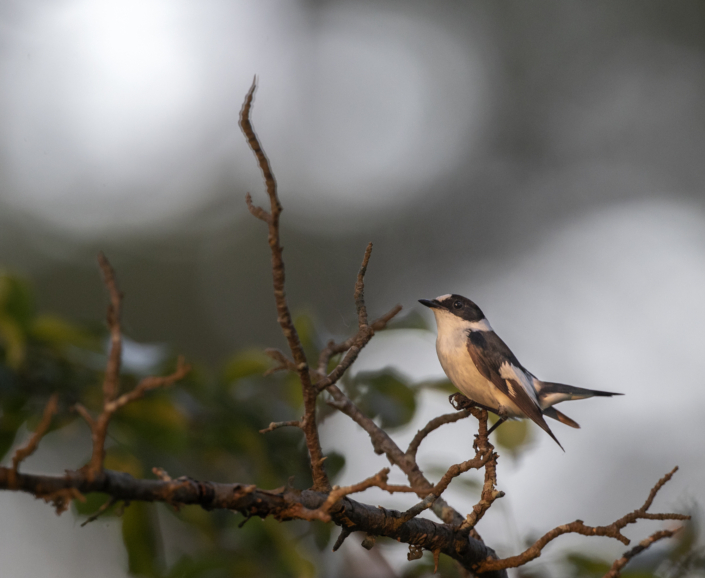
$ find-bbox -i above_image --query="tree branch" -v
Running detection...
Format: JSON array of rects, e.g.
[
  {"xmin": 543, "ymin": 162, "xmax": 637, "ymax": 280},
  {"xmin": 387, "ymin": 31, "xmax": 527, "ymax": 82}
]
[
  {"xmin": 97, "ymin": 252, "xmax": 122, "ymax": 404},
  {"xmin": 603, "ymin": 528, "xmax": 682, "ymax": 578},
  {"xmin": 70, "ymin": 254, "xmax": 193, "ymax": 481},
  {"xmin": 239, "ymin": 78, "xmax": 329, "ymax": 492},
  {"xmin": 476, "ymin": 467, "xmax": 689, "ymax": 573},
  {"xmin": 407, "ymin": 409, "xmax": 472, "ymax": 460},
  {"xmin": 0, "ymin": 466, "xmax": 506, "ymax": 578},
  {"xmin": 7, "ymin": 394, "xmax": 59, "ymax": 488},
  {"xmin": 315, "ymin": 244, "xmax": 402, "ymax": 392}
]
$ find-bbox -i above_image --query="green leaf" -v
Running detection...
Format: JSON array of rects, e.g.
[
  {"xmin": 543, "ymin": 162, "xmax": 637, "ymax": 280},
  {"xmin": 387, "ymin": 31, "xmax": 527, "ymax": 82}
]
[
  {"xmin": 492, "ymin": 415, "xmax": 531, "ymax": 454},
  {"xmin": 417, "ymin": 379, "xmax": 457, "ymax": 395},
  {"xmin": 122, "ymin": 501, "xmax": 163, "ymax": 577},
  {"xmin": 117, "ymin": 395, "xmax": 189, "ymax": 454},
  {"xmin": 223, "ymin": 350, "xmax": 271, "ymax": 383},
  {"xmin": 292, "ymin": 311, "xmax": 318, "ymax": 353},
  {"xmin": 0, "ymin": 403, "xmax": 29, "ymax": 461},
  {"xmin": 312, "ymin": 521, "xmax": 332, "ymax": 551},
  {"xmin": 30, "ymin": 315, "xmax": 99, "ymax": 351},
  {"xmin": 0, "ymin": 317, "xmax": 25, "ymax": 370},
  {"xmin": 354, "ymin": 369, "xmax": 416, "ymax": 429},
  {"xmin": 324, "ymin": 451, "xmax": 345, "ymax": 482},
  {"xmin": 0, "ymin": 274, "xmax": 35, "ymax": 330},
  {"xmin": 73, "ymin": 492, "xmax": 119, "ymax": 518}
]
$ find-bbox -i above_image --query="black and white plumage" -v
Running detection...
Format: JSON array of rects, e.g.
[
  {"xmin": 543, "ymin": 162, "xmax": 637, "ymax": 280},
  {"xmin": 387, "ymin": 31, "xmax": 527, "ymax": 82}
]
[{"xmin": 419, "ymin": 294, "xmax": 621, "ymax": 449}]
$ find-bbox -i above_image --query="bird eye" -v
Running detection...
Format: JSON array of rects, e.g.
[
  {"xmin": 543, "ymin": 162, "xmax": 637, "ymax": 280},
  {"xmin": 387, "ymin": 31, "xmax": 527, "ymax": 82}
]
[{"xmin": 453, "ymin": 300, "xmax": 463, "ymax": 309}]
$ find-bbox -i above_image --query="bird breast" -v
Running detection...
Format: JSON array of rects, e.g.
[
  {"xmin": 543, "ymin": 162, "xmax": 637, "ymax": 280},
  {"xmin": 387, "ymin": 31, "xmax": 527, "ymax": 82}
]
[{"xmin": 434, "ymin": 316, "xmax": 499, "ymax": 410}]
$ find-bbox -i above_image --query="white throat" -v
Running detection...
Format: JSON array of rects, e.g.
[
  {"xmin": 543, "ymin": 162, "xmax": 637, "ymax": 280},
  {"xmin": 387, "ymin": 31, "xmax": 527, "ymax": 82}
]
[{"xmin": 432, "ymin": 309, "xmax": 493, "ymax": 335}]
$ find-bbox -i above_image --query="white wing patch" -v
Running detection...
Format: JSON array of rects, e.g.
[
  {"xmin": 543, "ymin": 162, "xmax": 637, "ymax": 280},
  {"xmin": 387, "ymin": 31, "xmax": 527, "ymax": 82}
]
[
  {"xmin": 499, "ymin": 362, "xmax": 539, "ymax": 405},
  {"xmin": 504, "ymin": 379, "xmax": 515, "ymax": 396}
]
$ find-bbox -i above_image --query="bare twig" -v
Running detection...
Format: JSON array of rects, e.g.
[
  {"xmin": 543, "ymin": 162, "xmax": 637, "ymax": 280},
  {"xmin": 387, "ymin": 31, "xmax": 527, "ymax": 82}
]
[
  {"xmin": 104, "ymin": 356, "xmax": 190, "ymax": 413},
  {"xmin": 407, "ymin": 409, "xmax": 472, "ymax": 460},
  {"xmin": 316, "ymin": 305, "xmax": 402, "ymax": 378},
  {"xmin": 97, "ymin": 253, "xmax": 123, "ymax": 403},
  {"xmin": 476, "ymin": 467, "xmax": 689, "ymax": 572},
  {"xmin": 318, "ymin": 468, "xmax": 391, "ymax": 514},
  {"xmin": 397, "ymin": 493, "xmax": 438, "ymax": 525},
  {"xmin": 152, "ymin": 467, "xmax": 172, "ymax": 482},
  {"xmin": 333, "ymin": 527, "xmax": 353, "ymax": 551},
  {"xmin": 315, "ymin": 244, "xmax": 402, "ymax": 392},
  {"xmin": 7, "ymin": 394, "xmax": 59, "ymax": 487},
  {"xmin": 355, "ymin": 243, "xmax": 373, "ymax": 327},
  {"xmin": 80, "ymin": 356, "xmax": 191, "ymax": 480},
  {"xmin": 264, "ymin": 348, "xmax": 298, "ymax": 376},
  {"xmin": 239, "ymin": 78, "xmax": 329, "ymax": 492},
  {"xmin": 259, "ymin": 420, "xmax": 301, "ymax": 434},
  {"xmin": 603, "ymin": 528, "xmax": 682, "ymax": 578},
  {"xmin": 460, "ymin": 409, "xmax": 503, "ymax": 531},
  {"xmin": 72, "ymin": 255, "xmax": 192, "ymax": 480},
  {"xmin": 81, "ymin": 496, "xmax": 119, "ymax": 527}
]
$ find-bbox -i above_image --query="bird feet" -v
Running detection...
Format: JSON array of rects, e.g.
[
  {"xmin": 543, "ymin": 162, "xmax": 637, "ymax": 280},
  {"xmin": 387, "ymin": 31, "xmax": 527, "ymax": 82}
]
[{"xmin": 449, "ymin": 393, "xmax": 474, "ymax": 411}]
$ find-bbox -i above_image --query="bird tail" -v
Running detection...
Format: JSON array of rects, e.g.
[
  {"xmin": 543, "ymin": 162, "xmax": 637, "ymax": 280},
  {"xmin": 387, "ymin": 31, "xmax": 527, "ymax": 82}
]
[
  {"xmin": 534, "ymin": 414, "xmax": 564, "ymax": 451},
  {"xmin": 543, "ymin": 406, "xmax": 580, "ymax": 429},
  {"xmin": 535, "ymin": 381, "xmax": 623, "ymax": 409}
]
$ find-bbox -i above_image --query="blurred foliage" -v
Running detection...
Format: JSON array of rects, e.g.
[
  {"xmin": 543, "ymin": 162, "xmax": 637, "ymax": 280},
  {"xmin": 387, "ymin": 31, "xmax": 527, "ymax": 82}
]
[{"xmin": 0, "ymin": 270, "xmax": 700, "ymax": 577}]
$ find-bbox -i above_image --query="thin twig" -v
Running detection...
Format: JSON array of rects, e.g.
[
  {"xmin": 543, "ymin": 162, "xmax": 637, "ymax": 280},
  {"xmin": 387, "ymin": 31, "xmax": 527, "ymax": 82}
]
[
  {"xmin": 318, "ymin": 468, "xmax": 391, "ymax": 514},
  {"xmin": 315, "ymin": 244, "xmax": 402, "ymax": 392},
  {"xmin": 97, "ymin": 253, "xmax": 123, "ymax": 403},
  {"xmin": 397, "ymin": 494, "xmax": 439, "ymax": 525},
  {"xmin": 263, "ymin": 348, "xmax": 298, "ymax": 376},
  {"xmin": 332, "ymin": 527, "xmax": 353, "ymax": 551},
  {"xmin": 603, "ymin": 528, "xmax": 682, "ymax": 578},
  {"xmin": 104, "ymin": 356, "xmax": 191, "ymax": 414},
  {"xmin": 152, "ymin": 467, "xmax": 172, "ymax": 482},
  {"xmin": 259, "ymin": 420, "xmax": 301, "ymax": 434},
  {"xmin": 407, "ymin": 409, "xmax": 472, "ymax": 460},
  {"xmin": 239, "ymin": 78, "xmax": 329, "ymax": 492},
  {"xmin": 8, "ymin": 394, "xmax": 59, "ymax": 487},
  {"xmin": 77, "ymin": 256, "xmax": 192, "ymax": 480},
  {"xmin": 316, "ymin": 305, "xmax": 402, "ymax": 378},
  {"xmin": 476, "ymin": 467, "xmax": 690, "ymax": 572},
  {"xmin": 81, "ymin": 496, "xmax": 119, "ymax": 527},
  {"xmin": 459, "ymin": 409, "xmax": 502, "ymax": 531}
]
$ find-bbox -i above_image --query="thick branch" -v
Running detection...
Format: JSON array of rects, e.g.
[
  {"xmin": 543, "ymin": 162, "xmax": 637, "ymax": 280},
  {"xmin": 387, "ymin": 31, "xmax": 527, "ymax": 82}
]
[
  {"xmin": 239, "ymin": 79, "xmax": 328, "ymax": 491},
  {"xmin": 0, "ymin": 467, "xmax": 506, "ymax": 578}
]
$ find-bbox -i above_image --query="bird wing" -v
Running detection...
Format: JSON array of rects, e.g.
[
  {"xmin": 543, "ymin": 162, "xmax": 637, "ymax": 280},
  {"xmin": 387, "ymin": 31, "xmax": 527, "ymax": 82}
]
[{"xmin": 467, "ymin": 331, "xmax": 563, "ymax": 449}]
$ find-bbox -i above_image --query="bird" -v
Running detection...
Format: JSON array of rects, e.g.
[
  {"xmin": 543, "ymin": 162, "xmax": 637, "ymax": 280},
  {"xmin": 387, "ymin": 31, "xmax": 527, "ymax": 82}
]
[{"xmin": 419, "ymin": 294, "xmax": 622, "ymax": 449}]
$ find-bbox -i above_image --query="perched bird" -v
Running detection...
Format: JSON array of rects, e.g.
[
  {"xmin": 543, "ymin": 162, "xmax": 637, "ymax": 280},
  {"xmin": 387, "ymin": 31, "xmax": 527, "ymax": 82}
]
[{"xmin": 419, "ymin": 294, "xmax": 621, "ymax": 449}]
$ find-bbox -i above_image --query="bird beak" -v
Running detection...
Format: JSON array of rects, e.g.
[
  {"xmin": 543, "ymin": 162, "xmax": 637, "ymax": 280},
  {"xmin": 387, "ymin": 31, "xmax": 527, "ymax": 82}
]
[{"xmin": 418, "ymin": 299, "xmax": 442, "ymax": 309}]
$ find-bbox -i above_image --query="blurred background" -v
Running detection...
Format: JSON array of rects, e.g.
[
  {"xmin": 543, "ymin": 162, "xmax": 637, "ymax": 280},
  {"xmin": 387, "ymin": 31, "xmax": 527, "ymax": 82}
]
[{"xmin": 1, "ymin": 0, "xmax": 705, "ymax": 576}]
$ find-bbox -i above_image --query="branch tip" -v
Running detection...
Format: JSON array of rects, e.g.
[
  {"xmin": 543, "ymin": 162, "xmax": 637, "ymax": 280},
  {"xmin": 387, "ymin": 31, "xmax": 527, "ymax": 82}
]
[{"xmin": 9, "ymin": 394, "xmax": 59, "ymax": 486}]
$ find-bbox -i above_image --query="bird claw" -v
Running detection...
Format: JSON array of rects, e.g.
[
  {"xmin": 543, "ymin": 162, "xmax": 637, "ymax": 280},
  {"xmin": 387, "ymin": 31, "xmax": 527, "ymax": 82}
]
[{"xmin": 449, "ymin": 393, "xmax": 473, "ymax": 411}]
